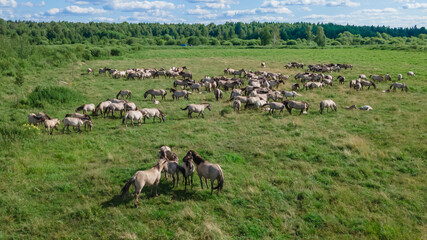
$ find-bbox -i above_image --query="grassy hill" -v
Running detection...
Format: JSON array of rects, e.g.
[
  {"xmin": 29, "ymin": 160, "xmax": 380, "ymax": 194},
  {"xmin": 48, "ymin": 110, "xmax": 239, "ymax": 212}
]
[{"xmin": 0, "ymin": 47, "xmax": 425, "ymax": 239}]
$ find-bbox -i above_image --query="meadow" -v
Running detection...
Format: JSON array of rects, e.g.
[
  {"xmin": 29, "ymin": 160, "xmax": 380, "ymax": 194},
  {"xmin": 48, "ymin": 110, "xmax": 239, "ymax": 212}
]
[{"xmin": 0, "ymin": 47, "xmax": 426, "ymax": 239}]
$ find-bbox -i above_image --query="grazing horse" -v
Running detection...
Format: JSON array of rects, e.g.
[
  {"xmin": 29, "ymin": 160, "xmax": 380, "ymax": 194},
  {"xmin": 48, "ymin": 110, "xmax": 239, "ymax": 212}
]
[
  {"xmin": 214, "ymin": 89, "xmax": 223, "ymax": 101},
  {"xmin": 65, "ymin": 112, "xmax": 91, "ymax": 121},
  {"xmin": 233, "ymin": 99, "xmax": 241, "ymax": 113},
  {"xmin": 337, "ymin": 76, "xmax": 345, "ymax": 84},
  {"xmin": 284, "ymin": 100, "xmax": 310, "ymax": 115},
  {"xmin": 345, "ymin": 105, "xmax": 357, "ymax": 110},
  {"xmin": 75, "ymin": 104, "xmax": 95, "ymax": 115},
  {"xmin": 319, "ymin": 99, "xmax": 337, "ymax": 114},
  {"xmin": 390, "ymin": 82, "xmax": 408, "ymax": 92},
  {"xmin": 144, "ymin": 89, "xmax": 167, "ymax": 100},
  {"xmin": 360, "ymin": 80, "xmax": 376, "ymax": 90},
  {"xmin": 262, "ymin": 102, "xmax": 285, "ymax": 114},
  {"xmin": 281, "ymin": 91, "xmax": 302, "ymax": 99},
  {"xmin": 261, "ymin": 62, "xmax": 266, "ymax": 68},
  {"xmin": 184, "ymin": 150, "xmax": 224, "ymax": 195},
  {"xmin": 122, "ymin": 110, "xmax": 148, "ymax": 127},
  {"xmin": 397, "ymin": 74, "xmax": 403, "ymax": 81},
  {"xmin": 370, "ymin": 75, "xmax": 384, "ymax": 82},
  {"xmin": 44, "ymin": 119, "xmax": 61, "ymax": 135},
  {"xmin": 407, "ymin": 71, "xmax": 415, "ymax": 77},
  {"xmin": 139, "ymin": 108, "xmax": 166, "ymax": 123},
  {"xmin": 124, "ymin": 102, "xmax": 137, "ymax": 111},
  {"xmin": 116, "ymin": 90, "xmax": 132, "ymax": 99},
  {"xmin": 233, "ymin": 69, "xmax": 246, "ymax": 78},
  {"xmin": 106, "ymin": 102, "xmax": 125, "ymax": 118},
  {"xmin": 87, "ymin": 68, "xmax": 93, "ymax": 74},
  {"xmin": 62, "ymin": 117, "xmax": 92, "ymax": 133},
  {"xmin": 292, "ymin": 83, "xmax": 301, "ymax": 91},
  {"xmin": 121, "ymin": 159, "xmax": 168, "ymax": 207},
  {"xmin": 181, "ymin": 103, "xmax": 211, "ymax": 118},
  {"xmin": 95, "ymin": 101, "xmax": 111, "ymax": 117},
  {"xmin": 170, "ymin": 88, "xmax": 190, "ymax": 101},
  {"xmin": 28, "ymin": 113, "xmax": 42, "ymax": 126},
  {"xmin": 182, "ymin": 155, "xmax": 195, "ymax": 192}
]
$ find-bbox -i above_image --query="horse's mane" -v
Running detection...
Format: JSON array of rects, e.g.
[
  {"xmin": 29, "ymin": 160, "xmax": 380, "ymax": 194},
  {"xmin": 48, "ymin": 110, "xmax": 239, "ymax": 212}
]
[{"xmin": 189, "ymin": 150, "xmax": 205, "ymax": 164}]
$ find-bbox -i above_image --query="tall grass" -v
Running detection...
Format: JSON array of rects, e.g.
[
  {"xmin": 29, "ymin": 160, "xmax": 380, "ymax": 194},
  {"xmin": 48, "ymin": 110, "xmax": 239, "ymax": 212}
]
[{"xmin": 0, "ymin": 47, "xmax": 425, "ymax": 239}]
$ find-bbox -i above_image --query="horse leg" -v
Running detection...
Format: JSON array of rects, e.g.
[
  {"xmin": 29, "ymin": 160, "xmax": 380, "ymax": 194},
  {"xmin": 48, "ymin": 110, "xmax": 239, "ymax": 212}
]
[
  {"xmin": 205, "ymin": 178, "xmax": 209, "ymax": 189},
  {"xmin": 210, "ymin": 180, "xmax": 214, "ymax": 195},
  {"xmin": 300, "ymin": 109, "xmax": 303, "ymax": 115},
  {"xmin": 200, "ymin": 175, "xmax": 204, "ymax": 189},
  {"xmin": 134, "ymin": 185, "xmax": 143, "ymax": 208},
  {"xmin": 176, "ymin": 172, "xmax": 179, "ymax": 187},
  {"xmin": 172, "ymin": 174, "xmax": 175, "ymax": 188}
]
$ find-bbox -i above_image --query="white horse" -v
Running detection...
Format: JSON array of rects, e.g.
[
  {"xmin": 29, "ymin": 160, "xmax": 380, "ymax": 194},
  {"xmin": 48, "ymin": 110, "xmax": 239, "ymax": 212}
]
[
  {"xmin": 181, "ymin": 103, "xmax": 211, "ymax": 118},
  {"xmin": 139, "ymin": 108, "xmax": 166, "ymax": 123},
  {"xmin": 263, "ymin": 102, "xmax": 285, "ymax": 114},
  {"xmin": 95, "ymin": 101, "xmax": 111, "ymax": 117},
  {"xmin": 75, "ymin": 103, "xmax": 95, "ymax": 114},
  {"xmin": 44, "ymin": 119, "xmax": 61, "ymax": 135},
  {"xmin": 106, "ymin": 102, "xmax": 125, "ymax": 118},
  {"xmin": 407, "ymin": 71, "xmax": 415, "ymax": 77},
  {"xmin": 124, "ymin": 102, "xmax": 138, "ymax": 111},
  {"xmin": 397, "ymin": 74, "xmax": 403, "ymax": 81},
  {"xmin": 62, "ymin": 117, "xmax": 92, "ymax": 133},
  {"xmin": 122, "ymin": 110, "xmax": 148, "ymax": 127},
  {"xmin": 121, "ymin": 159, "xmax": 168, "ymax": 207},
  {"xmin": 281, "ymin": 91, "xmax": 302, "ymax": 99},
  {"xmin": 28, "ymin": 113, "xmax": 42, "ymax": 126},
  {"xmin": 319, "ymin": 99, "xmax": 337, "ymax": 114},
  {"xmin": 184, "ymin": 150, "xmax": 224, "ymax": 195}
]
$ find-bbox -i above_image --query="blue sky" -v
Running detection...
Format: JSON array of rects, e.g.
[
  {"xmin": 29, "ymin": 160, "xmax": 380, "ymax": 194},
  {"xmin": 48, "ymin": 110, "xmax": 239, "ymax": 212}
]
[{"xmin": 1, "ymin": 0, "xmax": 426, "ymax": 27}]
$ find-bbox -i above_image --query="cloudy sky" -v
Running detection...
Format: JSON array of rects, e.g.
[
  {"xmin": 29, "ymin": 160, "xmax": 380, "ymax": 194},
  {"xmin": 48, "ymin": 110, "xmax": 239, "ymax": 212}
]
[{"xmin": 0, "ymin": 0, "xmax": 426, "ymax": 27}]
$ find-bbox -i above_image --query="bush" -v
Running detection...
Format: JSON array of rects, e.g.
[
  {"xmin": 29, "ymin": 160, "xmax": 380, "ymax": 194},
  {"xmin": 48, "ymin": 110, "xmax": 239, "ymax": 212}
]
[
  {"xmin": 221, "ymin": 41, "xmax": 232, "ymax": 46},
  {"xmin": 27, "ymin": 86, "xmax": 84, "ymax": 108},
  {"xmin": 331, "ymin": 41, "xmax": 341, "ymax": 46},
  {"xmin": 110, "ymin": 48, "xmax": 120, "ymax": 56},
  {"xmin": 188, "ymin": 36, "xmax": 201, "ymax": 46},
  {"xmin": 90, "ymin": 48, "xmax": 101, "ymax": 57},
  {"xmin": 287, "ymin": 40, "xmax": 297, "ymax": 45},
  {"xmin": 210, "ymin": 38, "xmax": 220, "ymax": 46}
]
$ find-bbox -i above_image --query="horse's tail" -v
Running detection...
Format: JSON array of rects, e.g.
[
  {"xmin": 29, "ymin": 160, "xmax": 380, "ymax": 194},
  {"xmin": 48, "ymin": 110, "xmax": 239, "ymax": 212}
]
[
  {"xmin": 261, "ymin": 103, "xmax": 269, "ymax": 107},
  {"xmin": 371, "ymin": 81, "xmax": 376, "ymax": 89},
  {"xmin": 144, "ymin": 91, "xmax": 148, "ymax": 98},
  {"xmin": 213, "ymin": 165, "xmax": 224, "ymax": 191},
  {"xmin": 157, "ymin": 108, "xmax": 165, "ymax": 117},
  {"xmin": 181, "ymin": 106, "xmax": 188, "ymax": 111},
  {"xmin": 121, "ymin": 175, "xmax": 136, "ymax": 199},
  {"xmin": 116, "ymin": 92, "xmax": 120, "ymax": 99},
  {"xmin": 122, "ymin": 113, "xmax": 128, "ymax": 124}
]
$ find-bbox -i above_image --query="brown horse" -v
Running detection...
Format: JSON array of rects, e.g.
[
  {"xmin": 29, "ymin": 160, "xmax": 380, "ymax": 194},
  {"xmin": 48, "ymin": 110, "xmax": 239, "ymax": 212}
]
[
  {"xmin": 283, "ymin": 100, "xmax": 310, "ymax": 115},
  {"xmin": 184, "ymin": 150, "xmax": 224, "ymax": 195}
]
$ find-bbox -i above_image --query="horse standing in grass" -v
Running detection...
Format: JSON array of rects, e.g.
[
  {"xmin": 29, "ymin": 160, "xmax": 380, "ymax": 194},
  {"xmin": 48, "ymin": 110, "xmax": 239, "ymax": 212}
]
[
  {"xmin": 181, "ymin": 103, "xmax": 211, "ymax": 118},
  {"xmin": 284, "ymin": 100, "xmax": 310, "ymax": 115},
  {"xmin": 144, "ymin": 89, "xmax": 167, "ymax": 100},
  {"xmin": 121, "ymin": 159, "xmax": 168, "ymax": 207},
  {"xmin": 116, "ymin": 90, "xmax": 132, "ymax": 99},
  {"xmin": 184, "ymin": 150, "xmax": 224, "ymax": 195},
  {"xmin": 319, "ymin": 99, "xmax": 337, "ymax": 114},
  {"xmin": 390, "ymin": 82, "xmax": 408, "ymax": 92},
  {"xmin": 75, "ymin": 104, "xmax": 95, "ymax": 115}
]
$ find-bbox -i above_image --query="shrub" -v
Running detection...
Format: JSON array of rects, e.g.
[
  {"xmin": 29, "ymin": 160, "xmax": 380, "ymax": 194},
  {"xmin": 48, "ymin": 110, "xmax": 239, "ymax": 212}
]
[
  {"xmin": 221, "ymin": 41, "xmax": 232, "ymax": 46},
  {"xmin": 110, "ymin": 48, "xmax": 120, "ymax": 56},
  {"xmin": 287, "ymin": 40, "xmax": 297, "ymax": 45},
  {"xmin": 27, "ymin": 86, "xmax": 84, "ymax": 108}
]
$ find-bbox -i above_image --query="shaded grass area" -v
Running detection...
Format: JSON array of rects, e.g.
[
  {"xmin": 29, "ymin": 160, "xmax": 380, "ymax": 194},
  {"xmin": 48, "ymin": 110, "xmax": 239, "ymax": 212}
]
[{"xmin": 0, "ymin": 48, "xmax": 426, "ymax": 239}]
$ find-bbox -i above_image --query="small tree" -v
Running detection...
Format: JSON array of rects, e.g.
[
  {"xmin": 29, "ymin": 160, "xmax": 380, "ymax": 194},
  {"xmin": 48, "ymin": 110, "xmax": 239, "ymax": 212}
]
[
  {"xmin": 306, "ymin": 25, "xmax": 313, "ymax": 47},
  {"xmin": 315, "ymin": 26, "xmax": 326, "ymax": 47},
  {"xmin": 261, "ymin": 27, "xmax": 272, "ymax": 46},
  {"xmin": 14, "ymin": 71, "xmax": 25, "ymax": 100}
]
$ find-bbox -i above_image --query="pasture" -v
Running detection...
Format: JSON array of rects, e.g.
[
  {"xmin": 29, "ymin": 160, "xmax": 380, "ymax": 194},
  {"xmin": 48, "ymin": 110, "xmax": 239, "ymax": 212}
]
[{"xmin": 0, "ymin": 47, "xmax": 426, "ymax": 239}]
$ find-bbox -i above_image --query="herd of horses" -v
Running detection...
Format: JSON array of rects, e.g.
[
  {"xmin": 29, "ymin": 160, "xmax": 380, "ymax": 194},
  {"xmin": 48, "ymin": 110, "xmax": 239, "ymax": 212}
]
[{"xmin": 27, "ymin": 62, "xmax": 415, "ymax": 205}]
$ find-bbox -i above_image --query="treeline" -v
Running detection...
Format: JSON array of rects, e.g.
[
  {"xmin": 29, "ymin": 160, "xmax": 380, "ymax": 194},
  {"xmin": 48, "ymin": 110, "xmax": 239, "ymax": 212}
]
[{"xmin": 1, "ymin": 19, "xmax": 427, "ymax": 47}]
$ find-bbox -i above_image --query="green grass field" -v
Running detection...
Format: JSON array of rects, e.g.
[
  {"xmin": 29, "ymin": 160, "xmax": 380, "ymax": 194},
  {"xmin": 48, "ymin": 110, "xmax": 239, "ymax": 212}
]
[{"xmin": 0, "ymin": 47, "xmax": 426, "ymax": 239}]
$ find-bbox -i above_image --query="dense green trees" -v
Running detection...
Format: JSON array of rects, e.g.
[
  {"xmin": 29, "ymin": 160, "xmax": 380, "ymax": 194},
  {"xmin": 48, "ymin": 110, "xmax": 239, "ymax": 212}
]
[
  {"xmin": 315, "ymin": 26, "xmax": 326, "ymax": 47},
  {"xmin": 0, "ymin": 19, "xmax": 426, "ymax": 47}
]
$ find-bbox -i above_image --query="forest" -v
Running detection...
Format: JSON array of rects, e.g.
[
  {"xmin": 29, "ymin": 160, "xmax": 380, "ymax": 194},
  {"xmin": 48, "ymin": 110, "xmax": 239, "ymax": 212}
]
[{"xmin": 1, "ymin": 19, "xmax": 427, "ymax": 47}]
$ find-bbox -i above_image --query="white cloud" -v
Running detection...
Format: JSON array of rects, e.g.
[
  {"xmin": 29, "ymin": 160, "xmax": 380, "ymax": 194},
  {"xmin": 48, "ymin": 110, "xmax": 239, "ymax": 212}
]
[
  {"xmin": 22, "ymin": 1, "xmax": 45, "ymax": 7},
  {"xmin": 73, "ymin": 1, "xmax": 90, "ymax": 4},
  {"xmin": 92, "ymin": 16, "xmax": 114, "ymax": 21},
  {"xmin": 189, "ymin": 0, "xmax": 238, "ymax": 9},
  {"xmin": 259, "ymin": 7, "xmax": 292, "ymax": 14},
  {"xmin": 46, "ymin": 8, "xmax": 61, "ymax": 15},
  {"xmin": 64, "ymin": 5, "xmax": 107, "ymax": 14},
  {"xmin": 302, "ymin": 6, "xmax": 312, "ymax": 11},
  {"xmin": 223, "ymin": 6, "xmax": 292, "ymax": 17},
  {"xmin": 106, "ymin": 0, "xmax": 176, "ymax": 11},
  {"xmin": 0, "ymin": 0, "xmax": 17, "ymax": 7},
  {"xmin": 187, "ymin": 6, "xmax": 211, "ymax": 15},
  {"xmin": 262, "ymin": 0, "xmax": 359, "ymax": 7},
  {"xmin": 403, "ymin": 3, "xmax": 427, "ymax": 9},
  {"xmin": 358, "ymin": 8, "xmax": 398, "ymax": 14}
]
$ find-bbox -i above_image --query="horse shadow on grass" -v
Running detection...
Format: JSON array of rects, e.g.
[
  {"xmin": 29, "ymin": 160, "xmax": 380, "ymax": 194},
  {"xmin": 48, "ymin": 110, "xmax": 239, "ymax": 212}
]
[{"xmin": 101, "ymin": 179, "xmax": 210, "ymax": 208}]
